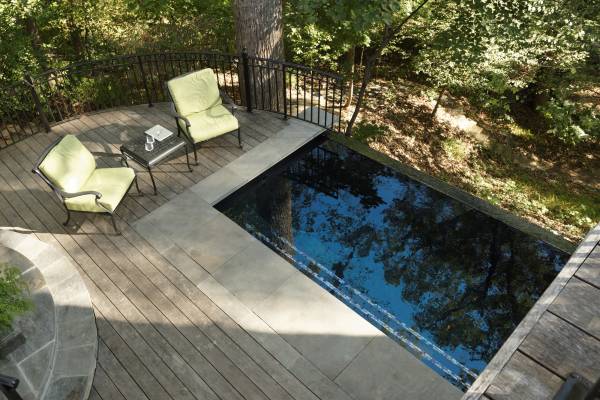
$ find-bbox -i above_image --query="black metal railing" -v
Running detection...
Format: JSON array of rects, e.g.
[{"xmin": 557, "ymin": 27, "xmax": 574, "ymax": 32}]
[{"xmin": 0, "ymin": 51, "xmax": 345, "ymax": 149}]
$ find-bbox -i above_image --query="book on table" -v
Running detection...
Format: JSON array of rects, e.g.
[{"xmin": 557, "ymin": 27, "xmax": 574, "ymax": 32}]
[{"xmin": 145, "ymin": 125, "xmax": 173, "ymax": 141}]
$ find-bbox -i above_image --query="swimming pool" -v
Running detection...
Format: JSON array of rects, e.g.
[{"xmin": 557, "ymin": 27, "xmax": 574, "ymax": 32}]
[{"xmin": 216, "ymin": 136, "xmax": 568, "ymax": 391}]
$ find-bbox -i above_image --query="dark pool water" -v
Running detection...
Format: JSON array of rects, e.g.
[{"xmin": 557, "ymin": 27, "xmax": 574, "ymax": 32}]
[{"xmin": 216, "ymin": 137, "xmax": 568, "ymax": 391}]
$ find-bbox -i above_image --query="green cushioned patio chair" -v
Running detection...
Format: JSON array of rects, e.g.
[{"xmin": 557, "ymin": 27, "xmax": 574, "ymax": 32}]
[
  {"xmin": 167, "ymin": 68, "xmax": 241, "ymax": 165},
  {"xmin": 32, "ymin": 135, "xmax": 140, "ymax": 233}
]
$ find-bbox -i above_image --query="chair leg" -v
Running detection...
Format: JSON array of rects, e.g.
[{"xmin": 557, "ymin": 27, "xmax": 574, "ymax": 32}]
[
  {"xmin": 110, "ymin": 214, "xmax": 120, "ymax": 235},
  {"xmin": 193, "ymin": 145, "xmax": 198, "ymax": 166},
  {"xmin": 63, "ymin": 209, "xmax": 71, "ymax": 226},
  {"xmin": 134, "ymin": 175, "xmax": 142, "ymax": 195},
  {"xmin": 237, "ymin": 128, "xmax": 242, "ymax": 148}
]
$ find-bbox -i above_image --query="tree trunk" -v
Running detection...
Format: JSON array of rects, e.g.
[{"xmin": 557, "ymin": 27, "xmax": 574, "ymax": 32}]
[
  {"xmin": 343, "ymin": 46, "xmax": 356, "ymax": 108},
  {"xmin": 232, "ymin": 0, "xmax": 284, "ymax": 60},
  {"xmin": 431, "ymin": 87, "xmax": 446, "ymax": 118},
  {"xmin": 232, "ymin": 0, "xmax": 284, "ymax": 111},
  {"xmin": 345, "ymin": 0, "xmax": 433, "ymax": 135},
  {"xmin": 346, "ymin": 27, "xmax": 393, "ymax": 136},
  {"xmin": 68, "ymin": 21, "xmax": 84, "ymax": 60},
  {"xmin": 23, "ymin": 16, "xmax": 48, "ymax": 71}
]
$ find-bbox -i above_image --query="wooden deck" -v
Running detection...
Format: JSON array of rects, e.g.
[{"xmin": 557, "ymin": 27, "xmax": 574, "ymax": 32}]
[{"xmin": 0, "ymin": 104, "xmax": 340, "ymax": 400}]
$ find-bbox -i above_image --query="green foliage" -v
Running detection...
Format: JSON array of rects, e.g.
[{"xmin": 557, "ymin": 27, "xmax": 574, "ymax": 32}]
[
  {"xmin": 286, "ymin": 0, "xmax": 415, "ymax": 74},
  {"xmin": 441, "ymin": 138, "xmax": 469, "ymax": 162},
  {"xmin": 286, "ymin": 23, "xmax": 343, "ymax": 70},
  {"xmin": 538, "ymin": 98, "xmax": 600, "ymax": 144},
  {"xmin": 0, "ymin": 265, "xmax": 32, "ymax": 331},
  {"xmin": 352, "ymin": 121, "xmax": 389, "ymax": 142},
  {"xmin": 0, "ymin": 0, "xmax": 235, "ymax": 85}
]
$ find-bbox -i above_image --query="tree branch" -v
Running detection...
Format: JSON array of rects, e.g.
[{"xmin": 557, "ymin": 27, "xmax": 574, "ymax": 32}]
[{"xmin": 345, "ymin": 0, "xmax": 434, "ymax": 135}]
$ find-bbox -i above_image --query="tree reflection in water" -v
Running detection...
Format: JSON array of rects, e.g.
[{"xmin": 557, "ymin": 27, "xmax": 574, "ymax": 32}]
[{"xmin": 217, "ymin": 139, "xmax": 568, "ymax": 390}]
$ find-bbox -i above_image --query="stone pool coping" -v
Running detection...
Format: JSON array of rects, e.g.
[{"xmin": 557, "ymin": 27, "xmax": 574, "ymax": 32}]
[
  {"xmin": 132, "ymin": 117, "xmax": 463, "ymax": 400},
  {"xmin": 0, "ymin": 229, "xmax": 97, "ymax": 400}
]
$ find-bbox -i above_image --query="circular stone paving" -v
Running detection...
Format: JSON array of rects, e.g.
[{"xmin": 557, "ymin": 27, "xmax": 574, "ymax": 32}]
[{"xmin": 0, "ymin": 229, "xmax": 97, "ymax": 400}]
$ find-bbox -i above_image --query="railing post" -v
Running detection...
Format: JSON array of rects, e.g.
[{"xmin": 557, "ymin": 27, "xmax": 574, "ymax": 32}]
[
  {"xmin": 137, "ymin": 55, "xmax": 153, "ymax": 107},
  {"xmin": 282, "ymin": 64, "xmax": 287, "ymax": 120},
  {"xmin": 241, "ymin": 49, "xmax": 252, "ymax": 112},
  {"xmin": 24, "ymin": 74, "xmax": 51, "ymax": 133}
]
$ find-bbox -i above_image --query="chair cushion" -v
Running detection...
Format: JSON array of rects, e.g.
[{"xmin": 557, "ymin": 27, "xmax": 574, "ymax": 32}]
[
  {"xmin": 168, "ymin": 69, "xmax": 222, "ymax": 116},
  {"xmin": 64, "ymin": 167, "xmax": 135, "ymax": 213},
  {"xmin": 38, "ymin": 135, "xmax": 96, "ymax": 192},
  {"xmin": 180, "ymin": 104, "xmax": 239, "ymax": 143}
]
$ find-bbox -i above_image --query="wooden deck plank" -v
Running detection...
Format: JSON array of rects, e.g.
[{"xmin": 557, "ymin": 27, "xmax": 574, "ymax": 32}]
[
  {"xmin": 96, "ymin": 310, "xmax": 175, "ymax": 400},
  {"xmin": 485, "ymin": 351, "xmax": 563, "ymax": 400},
  {"xmin": 519, "ymin": 312, "xmax": 600, "ymax": 382},
  {"xmin": 8, "ymin": 115, "xmax": 278, "ymax": 400},
  {"xmin": 95, "ymin": 306, "xmax": 197, "ymax": 400},
  {"xmin": 575, "ymin": 244, "xmax": 600, "ymax": 288},
  {"xmin": 88, "ymin": 387, "xmax": 103, "ymax": 400},
  {"xmin": 0, "ymin": 128, "xmax": 227, "ymax": 400},
  {"xmin": 88, "ymin": 273, "xmax": 217, "ymax": 400},
  {"xmin": 97, "ymin": 339, "xmax": 152, "ymax": 400},
  {"xmin": 92, "ymin": 365, "xmax": 128, "ymax": 400},
  {"xmin": 0, "ymin": 120, "xmax": 233, "ymax": 400},
  {"xmin": 549, "ymin": 277, "xmax": 600, "ymax": 339}
]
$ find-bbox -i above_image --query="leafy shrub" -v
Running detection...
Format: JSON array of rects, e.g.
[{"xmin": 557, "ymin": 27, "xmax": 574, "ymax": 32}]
[
  {"xmin": 352, "ymin": 121, "xmax": 389, "ymax": 142},
  {"xmin": 441, "ymin": 138, "xmax": 470, "ymax": 162},
  {"xmin": 0, "ymin": 265, "xmax": 32, "ymax": 332},
  {"xmin": 538, "ymin": 98, "xmax": 599, "ymax": 145}
]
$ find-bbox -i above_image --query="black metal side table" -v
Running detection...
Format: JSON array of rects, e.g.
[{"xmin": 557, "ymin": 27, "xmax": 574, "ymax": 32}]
[{"xmin": 120, "ymin": 133, "xmax": 192, "ymax": 195}]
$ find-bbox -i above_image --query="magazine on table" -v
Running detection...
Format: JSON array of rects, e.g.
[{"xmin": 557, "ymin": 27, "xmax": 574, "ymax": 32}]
[{"xmin": 145, "ymin": 125, "xmax": 173, "ymax": 141}]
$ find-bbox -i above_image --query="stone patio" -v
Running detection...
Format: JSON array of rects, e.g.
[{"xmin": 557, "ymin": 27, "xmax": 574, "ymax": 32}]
[{"xmin": 0, "ymin": 230, "xmax": 96, "ymax": 400}]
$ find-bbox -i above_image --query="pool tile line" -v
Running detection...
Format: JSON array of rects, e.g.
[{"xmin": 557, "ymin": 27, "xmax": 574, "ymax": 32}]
[{"xmin": 245, "ymin": 224, "xmax": 472, "ymax": 389}]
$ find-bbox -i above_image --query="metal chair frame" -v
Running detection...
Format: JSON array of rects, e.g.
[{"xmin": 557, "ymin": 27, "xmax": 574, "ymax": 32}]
[
  {"xmin": 32, "ymin": 136, "xmax": 140, "ymax": 234},
  {"xmin": 164, "ymin": 73, "xmax": 242, "ymax": 166}
]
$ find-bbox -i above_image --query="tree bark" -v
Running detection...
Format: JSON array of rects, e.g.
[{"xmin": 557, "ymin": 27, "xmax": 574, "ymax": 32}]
[
  {"xmin": 345, "ymin": 0, "xmax": 433, "ymax": 135},
  {"xmin": 23, "ymin": 16, "xmax": 48, "ymax": 70},
  {"xmin": 431, "ymin": 87, "xmax": 446, "ymax": 118},
  {"xmin": 232, "ymin": 0, "xmax": 284, "ymax": 60},
  {"xmin": 343, "ymin": 46, "xmax": 356, "ymax": 108},
  {"xmin": 232, "ymin": 0, "xmax": 285, "ymax": 111}
]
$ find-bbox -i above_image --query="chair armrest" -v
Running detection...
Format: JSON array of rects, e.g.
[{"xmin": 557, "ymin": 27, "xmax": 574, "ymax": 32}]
[
  {"xmin": 91, "ymin": 151, "xmax": 129, "ymax": 167},
  {"xmin": 60, "ymin": 190, "xmax": 102, "ymax": 200},
  {"xmin": 219, "ymin": 90, "xmax": 238, "ymax": 115},
  {"xmin": 91, "ymin": 151, "xmax": 122, "ymax": 159},
  {"xmin": 170, "ymin": 102, "xmax": 191, "ymax": 127}
]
